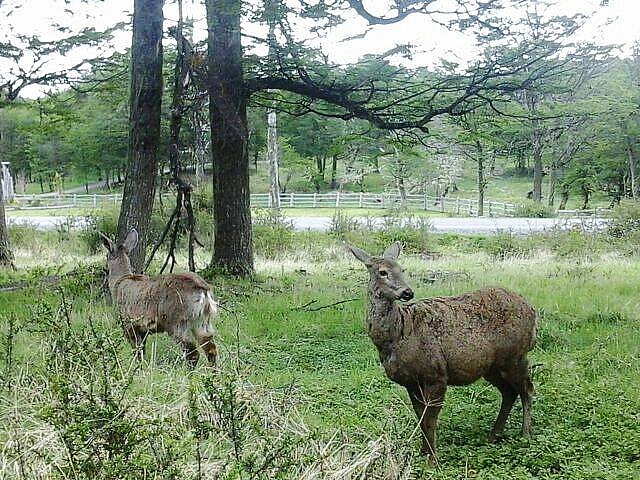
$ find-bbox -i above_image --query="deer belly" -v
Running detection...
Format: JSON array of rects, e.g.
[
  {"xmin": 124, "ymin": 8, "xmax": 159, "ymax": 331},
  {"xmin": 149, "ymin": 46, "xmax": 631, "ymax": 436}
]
[{"xmin": 380, "ymin": 347, "xmax": 445, "ymax": 387}]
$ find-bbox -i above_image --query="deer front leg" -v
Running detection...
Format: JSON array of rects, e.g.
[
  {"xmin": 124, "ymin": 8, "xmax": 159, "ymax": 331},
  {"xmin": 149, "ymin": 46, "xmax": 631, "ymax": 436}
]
[
  {"xmin": 122, "ymin": 323, "xmax": 147, "ymax": 361},
  {"xmin": 408, "ymin": 383, "xmax": 447, "ymax": 464},
  {"xmin": 197, "ymin": 333, "xmax": 217, "ymax": 368}
]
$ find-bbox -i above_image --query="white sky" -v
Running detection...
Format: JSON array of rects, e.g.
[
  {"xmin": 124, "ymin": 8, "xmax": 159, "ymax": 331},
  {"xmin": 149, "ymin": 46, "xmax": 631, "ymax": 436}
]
[{"xmin": 2, "ymin": 0, "xmax": 639, "ymax": 98}]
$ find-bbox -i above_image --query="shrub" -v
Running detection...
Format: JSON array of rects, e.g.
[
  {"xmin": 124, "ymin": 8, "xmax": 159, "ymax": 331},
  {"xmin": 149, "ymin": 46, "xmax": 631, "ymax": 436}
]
[
  {"xmin": 328, "ymin": 210, "xmax": 360, "ymax": 236},
  {"xmin": 253, "ymin": 208, "xmax": 294, "ymax": 258},
  {"xmin": 608, "ymin": 200, "xmax": 640, "ymax": 238},
  {"xmin": 515, "ymin": 201, "xmax": 555, "ymax": 218},
  {"xmin": 481, "ymin": 233, "xmax": 534, "ymax": 259}
]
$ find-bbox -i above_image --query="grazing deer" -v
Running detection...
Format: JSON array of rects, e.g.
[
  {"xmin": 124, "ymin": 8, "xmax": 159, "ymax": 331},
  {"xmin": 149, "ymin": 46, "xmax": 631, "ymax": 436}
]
[
  {"xmin": 100, "ymin": 229, "xmax": 218, "ymax": 366},
  {"xmin": 348, "ymin": 242, "xmax": 536, "ymax": 462}
]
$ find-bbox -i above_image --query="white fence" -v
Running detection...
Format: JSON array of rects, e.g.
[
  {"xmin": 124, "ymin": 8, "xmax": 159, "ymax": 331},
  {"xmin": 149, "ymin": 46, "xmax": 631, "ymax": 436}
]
[
  {"xmin": 10, "ymin": 192, "xmax": 518, "ymax": 217},
  {"xmin": 252, "ymin": 192, "xmax": 517, "ymax": 217}
]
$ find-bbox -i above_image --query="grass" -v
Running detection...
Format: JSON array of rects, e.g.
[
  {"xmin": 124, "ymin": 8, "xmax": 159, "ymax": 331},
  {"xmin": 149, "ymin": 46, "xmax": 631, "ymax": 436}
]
[{"xmin": 1, "ymin": 228, "xmax": 639, "ymax": 478}]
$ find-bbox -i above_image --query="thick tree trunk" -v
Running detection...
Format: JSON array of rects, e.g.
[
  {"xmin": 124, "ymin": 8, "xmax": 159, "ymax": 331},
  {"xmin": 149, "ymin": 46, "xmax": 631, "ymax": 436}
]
[
  {"xmin": 206, "ymin": 0, "xmax": 253, "ymax": 276},
  {"xmin": 0, "ymin": 166, "xmax": 14, "ymax": 269},
  {"xmin": 267, "ymin": 109, "xmax": 280, "ymax": 209},
  {"xmin": 117, "ymin": 0, "xmax": 164, "ymax": 273},
  {"xmin": 532, "ymin": 130, "xmax": 543, "ymax": 202}
]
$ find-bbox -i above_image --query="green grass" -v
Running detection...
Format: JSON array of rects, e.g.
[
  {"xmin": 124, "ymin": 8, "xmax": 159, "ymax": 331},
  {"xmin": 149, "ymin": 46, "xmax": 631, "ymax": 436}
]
[{"xmin": 1, "ymin": 228, "xmax": 639, "ymax": 478}]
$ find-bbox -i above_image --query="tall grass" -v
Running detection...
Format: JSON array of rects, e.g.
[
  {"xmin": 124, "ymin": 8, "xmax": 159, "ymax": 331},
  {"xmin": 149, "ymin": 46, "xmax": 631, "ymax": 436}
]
[{"xmin": 1, "ymin": 226, "xmax": 639, "ymax": 478}]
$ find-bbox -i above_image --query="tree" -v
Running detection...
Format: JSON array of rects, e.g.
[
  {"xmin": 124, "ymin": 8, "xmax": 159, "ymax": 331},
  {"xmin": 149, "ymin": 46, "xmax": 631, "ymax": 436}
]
[
  {"xmin": 116, "ymin": 0, "xmax": 165, "ymax": 273},
  {"xmin": 203, "ymin": 0, "xmax": 595, "ymax": 275},
  {"xmin": 0, "ymin": 0, "xmax": 122, "ymax": 268}
]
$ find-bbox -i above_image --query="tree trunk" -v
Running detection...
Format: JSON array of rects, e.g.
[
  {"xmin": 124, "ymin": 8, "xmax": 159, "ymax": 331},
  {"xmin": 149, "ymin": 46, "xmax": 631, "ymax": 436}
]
[
  {"xmin": 117, "ymin": 0, "xmax": 164, "ymax": 273},
  {"xmin": 581, "ymin": 186, "xmax": 590, "ymax": 210},
  {"xmin": 206, "ymin": 0, "xmax": 253, "ymax": 276},
  {"xmin": 547, "ymin": 161, "xmax": 556, "ymax": 207},
  {"xmin": 267, "ymin": 109, "xmax": 280, "ymax": 209},
  {"xmin": 0, "ymin": 165, "xmax": 14, "ymax": 269},
  {"xmin": 628, "ymin": 145, "xmax": 638, "ymax": 200},
  {"xmin": 532, "ymin": 130, "xmax": 543, "ymax": 202},
  {"xmin": 558, "ymin": 185, "xmax": 569, "ymax": 210},
  {"xmin": 476, "ymin": 140, "xmax": 485, "ymax": 217},
  {"xmin": 330, "ymin": 155, "xmax": 338, "ymax": 189}
]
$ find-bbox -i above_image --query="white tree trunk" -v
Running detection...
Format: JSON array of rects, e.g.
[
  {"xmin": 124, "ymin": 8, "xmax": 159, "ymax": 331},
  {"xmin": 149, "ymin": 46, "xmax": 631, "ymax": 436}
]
[{"xmin": 267, "ymin": 108, "xmax": 280, "ymax": 209}]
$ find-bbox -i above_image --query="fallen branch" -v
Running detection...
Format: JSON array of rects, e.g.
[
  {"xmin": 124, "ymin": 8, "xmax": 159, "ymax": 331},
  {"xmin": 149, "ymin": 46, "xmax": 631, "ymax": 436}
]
[{"xmin": 293, "ymin": 298, "xmax": 359, "ymax": 312}]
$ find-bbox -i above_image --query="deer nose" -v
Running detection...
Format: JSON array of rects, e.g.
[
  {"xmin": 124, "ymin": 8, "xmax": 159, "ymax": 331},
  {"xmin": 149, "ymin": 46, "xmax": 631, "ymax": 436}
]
[{"xmin": 400, "ymin": 288, "xmax": 414, "ymax": 301}]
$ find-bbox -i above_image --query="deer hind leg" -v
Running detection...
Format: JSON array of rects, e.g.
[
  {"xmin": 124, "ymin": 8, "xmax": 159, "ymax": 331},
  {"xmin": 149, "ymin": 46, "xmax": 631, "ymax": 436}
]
[
  {"xmin": 408, "ymin": 383, "xmax": 447, "ymax": 464},
  {"xmin": 485, "ymin": 371, "xmax": 518, "ymax": 443},
  {"xmin": 514, "ymin": 357, "xmax": 534, "ymax": 438},
  {"xmin": 502, "ymin": 356, "xmax": 534, "ymax": 438}
]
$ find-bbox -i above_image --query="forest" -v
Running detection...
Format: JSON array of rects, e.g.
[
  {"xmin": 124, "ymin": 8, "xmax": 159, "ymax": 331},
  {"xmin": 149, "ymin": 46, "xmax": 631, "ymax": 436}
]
[{"xmin": 1, "ymin": 0, "xmax": 639, "ymax": 479}]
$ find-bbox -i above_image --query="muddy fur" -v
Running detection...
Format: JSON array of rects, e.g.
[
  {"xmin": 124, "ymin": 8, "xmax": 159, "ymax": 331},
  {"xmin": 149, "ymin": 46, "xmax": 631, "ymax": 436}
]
[
  {"xmin": 349, "ymin": 242, "xmax": 536, "ymax": 461},
  {"xmin": 101, "ymin": 230, "xmax": 218, "ymax": 366}
]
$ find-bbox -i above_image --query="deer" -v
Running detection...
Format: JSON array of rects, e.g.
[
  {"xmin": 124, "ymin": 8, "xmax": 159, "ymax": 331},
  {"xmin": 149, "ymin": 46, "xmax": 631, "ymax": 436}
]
[
  {"xmin": 100, "ymin": 229, "xmax": 218, "ymax": 367},
  {"xmin": 347, "ymin": 242, "xmax": 536, "ymax": 462}
]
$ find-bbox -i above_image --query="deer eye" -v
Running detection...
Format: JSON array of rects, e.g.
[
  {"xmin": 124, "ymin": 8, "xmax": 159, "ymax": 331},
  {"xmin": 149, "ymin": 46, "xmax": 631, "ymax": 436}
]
[{"xmin": 379, "ymin": 270, "xmax": 388, "ymax": 277}]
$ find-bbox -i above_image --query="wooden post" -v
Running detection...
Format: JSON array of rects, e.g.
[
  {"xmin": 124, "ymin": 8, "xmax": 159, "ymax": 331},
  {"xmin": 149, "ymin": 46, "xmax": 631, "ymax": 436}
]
[
  {"xmin": 336, "ymin": 191, "xmax": 341, "ymax": 208},
  {"xmin": 313, "ymin": 193, "xmax": 317, "ymax": 207},
  {"xmin": 93, "ymin": 194, "xmax": 97, "ymax": 208},
  {"xmin": 456, "ymin": 197, "xmax": 460, "ymax": 215},
  {"xmin": 359, "ymin": 192, "xmax": 363, "ymax": 208},
  {"xmin": 289, "ymin": 193, "xmax": 294, "ymax": 207}
]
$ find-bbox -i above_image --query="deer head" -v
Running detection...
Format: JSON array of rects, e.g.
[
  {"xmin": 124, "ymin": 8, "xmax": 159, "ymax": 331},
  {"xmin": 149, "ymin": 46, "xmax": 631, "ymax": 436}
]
[
  {"xmin": 99, "ymin": 229, "xmax": 139, "ymax": 279},
  {"xmin": 347, "ymin": 242, "xmax": 414, "ymax": 302}
]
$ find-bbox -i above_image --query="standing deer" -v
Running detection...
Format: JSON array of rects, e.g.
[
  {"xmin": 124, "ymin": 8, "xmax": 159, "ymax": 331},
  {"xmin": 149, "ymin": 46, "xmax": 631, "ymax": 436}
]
[
  {"xmin": 100, "ymin": 229, "xmax": 218, "ymax": 366},
  {"xmin": 347, "ymin": 242, "xmax": 536, "ymax": 461}
]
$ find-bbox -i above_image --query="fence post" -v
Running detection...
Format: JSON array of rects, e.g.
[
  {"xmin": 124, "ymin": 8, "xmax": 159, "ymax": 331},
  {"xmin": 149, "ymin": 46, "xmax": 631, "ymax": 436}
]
[
  {"xmin": 488, "ymin": 201, "xmax": 492, "ymax": 217},
  {"xmin": 336, "ymin": 191, "xmax": 341, "ymax": 208},
  {"xmin": 456, "ymin": 197, "xmax": 460, "ymax": 215},
  {"xmin": 423, "ymin": 194, "xmax": 427, "ymax": 211},
  {"xmin": 73, "ymin": 194, "xmax": 77, "ymax": 206},
  {"xmin": 313, "ymin": 193, "xmax": 317, "ymax": 207},
  {"xmin": 359, "ymin": 192, "xmax": 363, "ymax": 208},
  {"xmin": 441, "ymin": 197, "xmax": 445, "ymax": 213},
  {"xmin": 289, "ymin": 193, "xmax": 294, "ymax": 207},
  {"xmin": 93, "ymin": 194, "xmax": 97, "ymax": 208}
]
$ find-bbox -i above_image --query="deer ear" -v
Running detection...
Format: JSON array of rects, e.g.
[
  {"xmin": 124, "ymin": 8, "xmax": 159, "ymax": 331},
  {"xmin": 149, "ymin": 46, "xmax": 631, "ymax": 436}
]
[
  {"xmin": 383, "ymin": 241, "xmax": 402, "ymax": 260},
  {"xmin": 98, "ymin": 231, "xmax": 114, "ymax": 252},
  {"xmin": 346, "ymin": 243, "xmax": 372, "ymax": 266},
  {"xmin": 122, "ymin": 229, "xmax": 139, "ymax": 253}
]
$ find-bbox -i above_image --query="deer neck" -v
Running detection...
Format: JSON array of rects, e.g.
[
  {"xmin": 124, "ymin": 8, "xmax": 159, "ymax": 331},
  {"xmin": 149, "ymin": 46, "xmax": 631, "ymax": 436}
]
[
  {"xmin": 366, "ymin": 289, "xmax": 401, "ymax": 348},
  {"xmin": 107, "ymin": 259, "xmax": 133, "ymax": 293}
]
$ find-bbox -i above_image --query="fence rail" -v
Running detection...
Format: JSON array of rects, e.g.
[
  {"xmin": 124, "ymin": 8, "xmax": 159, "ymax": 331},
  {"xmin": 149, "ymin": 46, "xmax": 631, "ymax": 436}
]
[{"xmin": 9, "ymin": 192, "xmax": 519, "ymax": 217}]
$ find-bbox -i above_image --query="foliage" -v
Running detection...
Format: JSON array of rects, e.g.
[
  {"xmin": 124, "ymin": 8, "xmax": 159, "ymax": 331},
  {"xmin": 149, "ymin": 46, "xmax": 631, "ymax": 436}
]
[
  {"xmin": 515, "ymin": 201, "xmax": 556, "ymax": 218},
  {"xmin": 2, "ymin": 229, "xmax": 640, "ymax": 478},
  {"xmin": 608, "ymin": 200, "xmax": 640, "ymax": 238}
]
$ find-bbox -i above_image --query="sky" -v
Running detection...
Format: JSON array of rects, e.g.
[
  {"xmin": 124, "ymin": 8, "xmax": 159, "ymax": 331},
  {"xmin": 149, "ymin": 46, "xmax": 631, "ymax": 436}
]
[{"xmin": 2, "ymin": 0, "xmax": 639, "ymax": 98}]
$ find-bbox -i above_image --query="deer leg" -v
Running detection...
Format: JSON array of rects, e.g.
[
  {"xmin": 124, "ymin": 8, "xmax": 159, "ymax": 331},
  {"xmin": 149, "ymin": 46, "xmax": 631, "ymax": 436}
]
[
  {"xmin": 514, "ymin": 357, "xmax": 534, "ymax": 438},
  {"xmin": 181, "ymin": 341, "xmax": 200, "ymax": 367},
  {"xmin": 408, "ymin": 383, "xmax": 446, "ymax": 464},
  {"xmin": 123, "ymin": 324, "xmax": 147, "ymax": 361},
  {"xmin": 197, "ymin": 333, "xmax": 218, "ymax": 368},
  {"xmin": 485, "ymin": 372, "xmax": 517, "ymax": 442}
]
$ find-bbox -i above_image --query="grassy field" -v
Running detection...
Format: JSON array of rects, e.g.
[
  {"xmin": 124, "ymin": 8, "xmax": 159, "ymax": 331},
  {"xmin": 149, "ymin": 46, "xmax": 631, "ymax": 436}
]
[{"xmin": 1, "ymin": 227, "xmax": 639, "ymax": 479}]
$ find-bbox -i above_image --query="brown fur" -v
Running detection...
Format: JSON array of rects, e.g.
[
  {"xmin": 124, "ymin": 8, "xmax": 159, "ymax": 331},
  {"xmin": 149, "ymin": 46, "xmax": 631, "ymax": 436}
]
[
  {"xmin": 101, "ymin": 230, "xmax": 218, "ymax": 367},
  {"xmin": 349, "ymin": 242, "xmax": 536, "ymax": 461}
]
